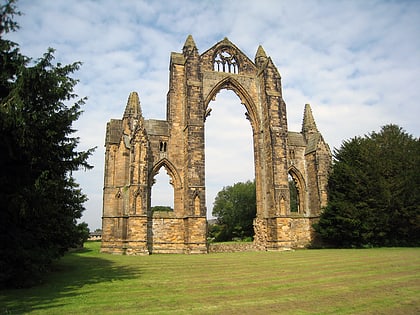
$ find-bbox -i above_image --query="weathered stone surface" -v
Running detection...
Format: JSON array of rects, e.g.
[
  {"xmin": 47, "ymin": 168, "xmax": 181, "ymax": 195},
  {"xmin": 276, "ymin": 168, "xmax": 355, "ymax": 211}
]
[
  {"xmin": 208, "ymin": 242, "xmax": 255, "ymax": 253},
  {"xmin": 101, "ymin": 36, "xmax": 331, "ymax": 254}
]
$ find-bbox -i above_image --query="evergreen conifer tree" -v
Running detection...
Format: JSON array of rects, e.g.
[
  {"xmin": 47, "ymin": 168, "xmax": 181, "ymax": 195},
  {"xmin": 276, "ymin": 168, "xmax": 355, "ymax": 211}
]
[
  {"xmin": 0, "ymin": 0, "xmax": 95, "ymax": 287},
  {"xmin": 314, "ymin": 125, "xmax": 420, "ymax": 247}
]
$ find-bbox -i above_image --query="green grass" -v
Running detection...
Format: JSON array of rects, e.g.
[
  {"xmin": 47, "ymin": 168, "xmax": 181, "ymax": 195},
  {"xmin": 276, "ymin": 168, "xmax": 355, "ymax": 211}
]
[{"xmin": 1, "ymin": 242, "xmax": 419, "ymax": 314}]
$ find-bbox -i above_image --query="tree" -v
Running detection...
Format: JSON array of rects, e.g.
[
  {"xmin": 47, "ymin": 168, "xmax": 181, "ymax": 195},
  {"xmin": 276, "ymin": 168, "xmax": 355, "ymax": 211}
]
[
  {"xmin": 0, "ymin": 0, "xmax": 95, "ymax": 288},
  {"xmin": 212, "ymin": 180, "xmax": 256, "ymax": 241},
  {"xmin": 289, "ymin": 178, "xmax": 298, "ymax": 212},
  {"xmin": 76, "ymin": 222, "xmax": 91, "ymax": 247},
  {"xmin": 151, "ymin": 206, "xmax": 173, "ymax": 212},
  {"xmin": 314, "ymin": 124, "xmax": 420, "ymax": 247}
]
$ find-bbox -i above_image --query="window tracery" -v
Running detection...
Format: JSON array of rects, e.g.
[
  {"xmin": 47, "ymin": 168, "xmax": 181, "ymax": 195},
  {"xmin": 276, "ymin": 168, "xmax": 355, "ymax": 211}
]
[{"xmin": 213, "ymin": 48, "xmax": 239, "ymax": 74}]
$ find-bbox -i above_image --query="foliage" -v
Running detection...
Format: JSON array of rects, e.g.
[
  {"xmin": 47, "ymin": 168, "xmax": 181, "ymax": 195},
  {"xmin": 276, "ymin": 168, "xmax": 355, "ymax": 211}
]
[
  {"xmin": 314, "ymin": 124, "xmax": 420, "ymax": 247},
  {"xmin": 0, "ymin": 0, "xmax": 95, "ymax": 288},
  {"xmin": 212, "ymin": 180, "xmax": 256, "ymax": 241},
  {"xmin": 76, "ymin": 222, "xmax": 91, "ymax": 247},
  {"xmin": 289, "ymin": 179, "xmax": 298, "ymax": 212},
  {"xmin": 151, "ymin": 206, "xmax": 173, "ymax": 212},
  {"xmin": 207, "ymin": 221, "xmax": 229, "ymax": 242}
]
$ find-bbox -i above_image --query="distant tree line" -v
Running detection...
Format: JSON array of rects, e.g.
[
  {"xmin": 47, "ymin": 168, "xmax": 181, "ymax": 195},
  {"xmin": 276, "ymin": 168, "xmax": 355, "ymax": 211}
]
[{"xmin": 0, "ymin": 1, "xmax": 95, "ymax": 288}]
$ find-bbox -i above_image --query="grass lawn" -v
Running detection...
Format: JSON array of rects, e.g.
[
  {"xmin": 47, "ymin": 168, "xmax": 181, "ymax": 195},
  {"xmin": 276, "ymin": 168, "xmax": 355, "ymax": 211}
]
[{"xmin": 1, "ymin": 242, "xmax": 419, "ymax": 314}]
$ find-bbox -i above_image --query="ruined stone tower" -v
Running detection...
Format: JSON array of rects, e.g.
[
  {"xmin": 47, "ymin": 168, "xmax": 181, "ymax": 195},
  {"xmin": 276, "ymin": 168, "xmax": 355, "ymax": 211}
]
[{"xmin": 101, "ymin": 36, "xmax": 331, "ymax": 254}]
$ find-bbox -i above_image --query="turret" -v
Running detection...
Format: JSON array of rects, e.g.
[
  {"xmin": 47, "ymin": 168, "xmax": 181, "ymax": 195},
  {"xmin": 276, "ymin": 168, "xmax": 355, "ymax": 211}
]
[
  {"xmin": 123, "ymin": 91, "xmax": 141, "ymax": 119},
  {"xmin": 123, "ymin": 91, "xmax": 142, "ymax": 134},
  {"xmin": 182, "ymin": 34, "xmax": 198, "ymax": 56},
  {"xmin": 302, "ymin": 103, "xmax": 319, "ymax": 139},
  {"xmin": 255, "ymin": 45, "xmax": 268, "ymax": 68}
]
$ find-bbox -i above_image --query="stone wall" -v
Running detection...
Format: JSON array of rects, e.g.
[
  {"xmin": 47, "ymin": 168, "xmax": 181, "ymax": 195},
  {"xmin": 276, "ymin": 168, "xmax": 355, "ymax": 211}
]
[
  {"xmin": 208, "ymin": 242, "xmax": 256, "ymax": 253},
  {"xmin": 253, "ymin": 216, "xmax": 318, "ymax": 250}
]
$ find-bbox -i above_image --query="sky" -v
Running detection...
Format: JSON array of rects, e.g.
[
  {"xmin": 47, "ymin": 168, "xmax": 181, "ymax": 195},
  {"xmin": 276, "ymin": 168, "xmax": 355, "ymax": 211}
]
[{"xmin": 6, "ymin": 0, "xmax": 420, "ymax": 230}]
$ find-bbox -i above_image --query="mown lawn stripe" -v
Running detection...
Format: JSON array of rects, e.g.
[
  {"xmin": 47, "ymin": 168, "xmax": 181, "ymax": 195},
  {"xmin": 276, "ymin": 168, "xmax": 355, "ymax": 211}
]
[{"xmin": 1, "ymin": 242, "xmax": 419, "ymax": 314}]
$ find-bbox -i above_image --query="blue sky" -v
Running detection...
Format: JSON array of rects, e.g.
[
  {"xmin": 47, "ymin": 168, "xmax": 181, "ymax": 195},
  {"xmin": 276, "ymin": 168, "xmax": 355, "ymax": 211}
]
[{"xmin": 6, "ymin": 0, "xmax": 420, "ymax": 230}]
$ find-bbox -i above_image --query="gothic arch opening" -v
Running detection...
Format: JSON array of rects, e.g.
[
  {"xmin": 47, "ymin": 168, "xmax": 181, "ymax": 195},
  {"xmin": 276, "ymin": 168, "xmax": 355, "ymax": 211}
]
[
  {"xmin": 288, "ymin": 167, "xmax": 306, "ymax": 215},
  {"xmin": 150, "ymin": 165, "xmax": 174, "ymax": 211},
  {"xmin": 205, "ymin": 88, "xmax": 255, "ymax": 231},
  {"xmin": 204, "ymin": 77, "xmax": 259, "ymax": 130}
]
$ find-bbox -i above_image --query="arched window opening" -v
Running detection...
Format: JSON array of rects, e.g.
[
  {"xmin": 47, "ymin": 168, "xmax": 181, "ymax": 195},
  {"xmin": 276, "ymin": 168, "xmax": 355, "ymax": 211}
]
[
  {"xmin": 289, "ymin": 148, "xmax": 296, "ymax": 160},
  {"xmin": 151, "ymin": 166, "xmax": 174, "ymax": 212},
  {"xmin": 213, "ymin": 48, "xmax": 239, "ymax": 74},
  {"xmin": 159, "ymin": 141, "xmax": 167, "ymax": 152},
  {"xmin": 288, "ymin": 173, "xmax": 299, "ymax": 213},
  {"xmin": 205, "ymin": 89, "xmax": 254, "ymax": 221}
]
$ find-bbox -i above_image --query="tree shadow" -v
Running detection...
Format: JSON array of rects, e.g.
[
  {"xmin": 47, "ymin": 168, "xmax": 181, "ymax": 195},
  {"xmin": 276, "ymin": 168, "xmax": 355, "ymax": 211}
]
[{"xmin": 0, "ymin": 246, "xmax": 141, "ymax": 314}]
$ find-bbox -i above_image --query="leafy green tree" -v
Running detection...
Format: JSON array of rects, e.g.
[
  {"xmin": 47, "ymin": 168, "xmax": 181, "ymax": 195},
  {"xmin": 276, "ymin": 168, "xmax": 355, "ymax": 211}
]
[
  {"xmin": 208, "ymin": 222, "xmax": 229, "ymax": 242},
  {"xmin": 314, "ymin": 125, "xmax": 420, "ymax": 247},
  {"xmin": 212, "ymin": 180, "xmax": 256, "ymax": 241},
  {"xmin": 0, "ymin": 0, "xmax": 95, "ymax": 288}
]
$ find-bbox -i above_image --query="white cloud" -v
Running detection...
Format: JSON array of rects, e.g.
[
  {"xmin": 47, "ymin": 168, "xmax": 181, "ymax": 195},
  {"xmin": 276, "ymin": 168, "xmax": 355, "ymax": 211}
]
[{"xmin": 6, "ymin": 0, "xmax": 420, "ymax": 229}]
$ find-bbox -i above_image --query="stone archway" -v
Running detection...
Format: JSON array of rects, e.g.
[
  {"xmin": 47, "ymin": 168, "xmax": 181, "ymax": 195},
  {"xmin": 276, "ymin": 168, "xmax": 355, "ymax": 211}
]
[
  {"xmin": 204, "ymin": 77, "xmax": 260, "ymax": 222},
  {"xmin": 101, "ymin": 36, "xmax": 331, "ymax": 254}
]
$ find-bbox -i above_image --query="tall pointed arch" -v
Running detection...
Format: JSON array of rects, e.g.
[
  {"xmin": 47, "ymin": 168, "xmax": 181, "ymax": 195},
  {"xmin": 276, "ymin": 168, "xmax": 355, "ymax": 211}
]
[
  {"xmin": 150, "ymin": 158, "xmax": 182, "ymax": 190},
  {"xmin": 204, "ymin": 76, "xmax": 259, "ymax": 131}
]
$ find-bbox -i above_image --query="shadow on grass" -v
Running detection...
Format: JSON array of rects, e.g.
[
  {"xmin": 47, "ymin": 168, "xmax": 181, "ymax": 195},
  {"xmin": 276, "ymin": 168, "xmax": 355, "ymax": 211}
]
[{"xmin": 0, "ymin": 246, "xmax": 140, "ymax": 314}]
